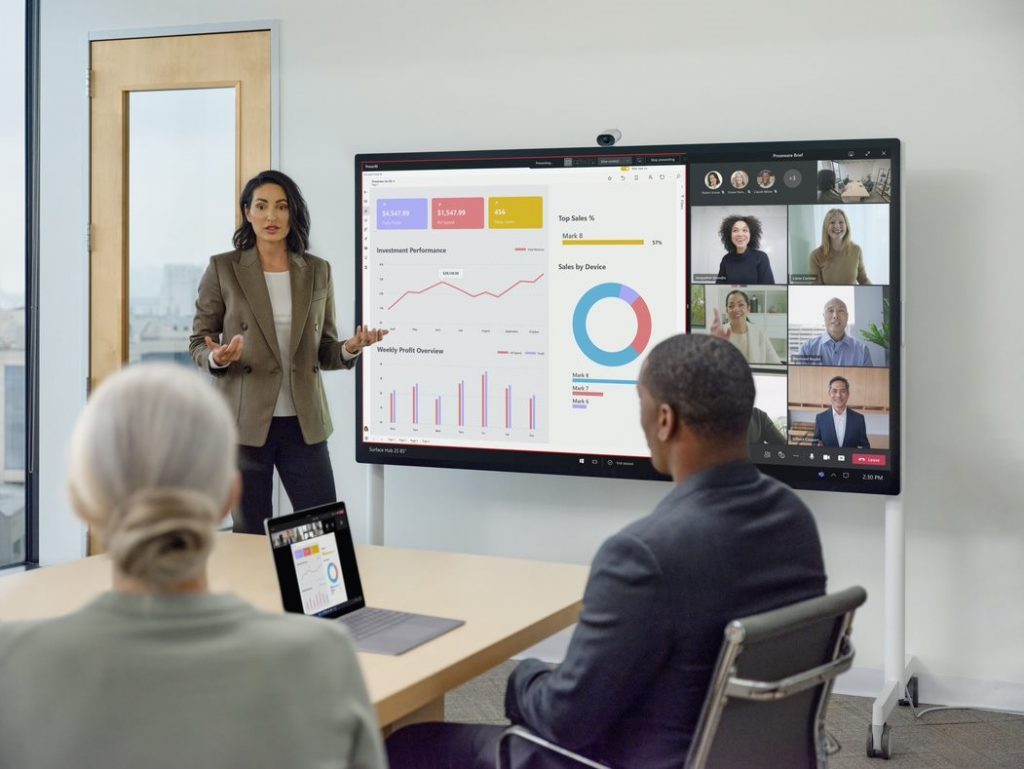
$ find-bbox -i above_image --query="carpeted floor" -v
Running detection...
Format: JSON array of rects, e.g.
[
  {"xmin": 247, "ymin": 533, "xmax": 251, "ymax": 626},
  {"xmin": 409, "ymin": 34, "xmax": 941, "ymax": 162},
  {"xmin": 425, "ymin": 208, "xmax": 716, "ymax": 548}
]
[{"xmin": 446, "ymin": 660, "xmax": 1024, "ymax": 768}]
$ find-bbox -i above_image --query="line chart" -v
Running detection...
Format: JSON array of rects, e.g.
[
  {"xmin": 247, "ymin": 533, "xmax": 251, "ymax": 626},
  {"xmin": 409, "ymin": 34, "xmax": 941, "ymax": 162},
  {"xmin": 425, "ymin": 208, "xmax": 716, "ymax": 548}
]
[{"xmin": 387, "ymin": 273, "xmax": 545, "ymax": 310}]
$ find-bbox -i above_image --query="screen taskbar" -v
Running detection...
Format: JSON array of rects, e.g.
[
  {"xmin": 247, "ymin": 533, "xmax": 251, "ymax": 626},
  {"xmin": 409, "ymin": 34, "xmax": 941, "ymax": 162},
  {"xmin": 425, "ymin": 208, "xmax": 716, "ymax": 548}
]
[{"xmin": 359, "ymin": 441, "xmax": 894, "ymax": 490}]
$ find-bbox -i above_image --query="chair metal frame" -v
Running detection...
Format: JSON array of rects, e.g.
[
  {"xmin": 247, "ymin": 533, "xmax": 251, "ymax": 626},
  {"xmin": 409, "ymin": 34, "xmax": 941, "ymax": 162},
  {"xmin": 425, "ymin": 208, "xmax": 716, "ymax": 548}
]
[
  {"xmin": 497, "ymin": 726, "xmax": 611, "ymax": 769},
  {"xmin": 496, "ymin": 586, "xmax": 866, "ymax": 769}
]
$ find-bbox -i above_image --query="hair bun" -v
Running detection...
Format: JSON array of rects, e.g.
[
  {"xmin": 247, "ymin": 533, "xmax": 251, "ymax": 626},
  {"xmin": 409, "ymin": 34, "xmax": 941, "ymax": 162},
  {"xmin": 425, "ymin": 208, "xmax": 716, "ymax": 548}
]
[{"xmin": 106, "ymin": 487, "xmax": 220, "ymax": 588}]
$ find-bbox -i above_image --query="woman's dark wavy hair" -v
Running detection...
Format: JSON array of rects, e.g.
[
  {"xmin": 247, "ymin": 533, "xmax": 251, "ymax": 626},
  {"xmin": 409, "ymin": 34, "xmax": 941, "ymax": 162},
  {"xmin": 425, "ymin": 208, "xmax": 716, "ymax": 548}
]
[
  {"xmin": 232, "ymin": 170, "xmax": 311, "ymax": 253},
  {"xmin": 718, "ymin": 215, "xmax": 763, "ymax": 253}
]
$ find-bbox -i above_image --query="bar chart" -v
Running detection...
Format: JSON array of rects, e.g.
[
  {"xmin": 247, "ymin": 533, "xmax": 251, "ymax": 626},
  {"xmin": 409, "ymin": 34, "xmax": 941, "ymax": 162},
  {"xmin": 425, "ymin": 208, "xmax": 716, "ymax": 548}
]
[{"xmin": 371, "ymin": 355, "xmax": 547, "ymax": 444}]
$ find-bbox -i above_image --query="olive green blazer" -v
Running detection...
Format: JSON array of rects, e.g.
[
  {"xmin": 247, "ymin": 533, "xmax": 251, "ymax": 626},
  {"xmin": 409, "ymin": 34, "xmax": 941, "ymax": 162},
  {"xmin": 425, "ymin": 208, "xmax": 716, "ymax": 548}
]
[{"xmin": 190, "ymin": 248, "xmax": 353, "ymax": 447}]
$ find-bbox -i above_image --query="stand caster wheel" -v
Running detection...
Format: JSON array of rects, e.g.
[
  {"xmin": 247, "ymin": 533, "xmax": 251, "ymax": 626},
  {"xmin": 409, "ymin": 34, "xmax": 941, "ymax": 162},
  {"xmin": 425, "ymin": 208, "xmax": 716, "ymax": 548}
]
[
  {"xmin": 899, "ymin": 675, "xmax": 919, "ymax": 708},
  {"xmin": 866, "ymin": 723, "xmax": 891, "ymax": 759}
]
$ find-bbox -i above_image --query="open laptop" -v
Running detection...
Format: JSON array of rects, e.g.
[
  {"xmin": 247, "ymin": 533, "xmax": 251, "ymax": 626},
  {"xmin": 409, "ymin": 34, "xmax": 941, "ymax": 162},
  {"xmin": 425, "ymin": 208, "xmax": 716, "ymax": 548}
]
[{"xmin": 265, "ymin": 501, "xmax": 464, "ymax": 655}]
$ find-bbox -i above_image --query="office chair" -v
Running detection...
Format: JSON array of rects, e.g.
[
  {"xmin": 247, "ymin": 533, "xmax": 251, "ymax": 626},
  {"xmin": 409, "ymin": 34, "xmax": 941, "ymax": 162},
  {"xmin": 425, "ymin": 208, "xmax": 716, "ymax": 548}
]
[
  {"xmin": 496, "ymin": 586, "xmax": 867, "ymax": 769},
  {"xmin": 817, "ymin": 168, "xmax": 837, "ymax": 192},
  {"xmin": 816, "ymin": 169, "xmax": 843, "ymax": 203}
]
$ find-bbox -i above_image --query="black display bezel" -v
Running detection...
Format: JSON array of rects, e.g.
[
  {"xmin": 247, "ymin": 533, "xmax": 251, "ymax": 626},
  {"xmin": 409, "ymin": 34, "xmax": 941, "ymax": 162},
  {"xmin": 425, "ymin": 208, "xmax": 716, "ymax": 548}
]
[{"xmin": 355, "ymin": 138, "xmax": 901, "ymax": 495}]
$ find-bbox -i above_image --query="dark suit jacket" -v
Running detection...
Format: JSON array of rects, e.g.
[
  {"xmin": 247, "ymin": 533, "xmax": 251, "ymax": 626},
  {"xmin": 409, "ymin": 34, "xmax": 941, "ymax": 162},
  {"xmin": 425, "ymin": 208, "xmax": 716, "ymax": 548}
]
[
  {"xmin": 505, "ymin": 462, "xmax": 826, "ymax": 769},
  {"xmin": 190, "ymin": 248, "xmax": 353, "ymax": 447},
  {"xmin": 813, "ymin": 408, "xmax": 870, "ymax": 449}
]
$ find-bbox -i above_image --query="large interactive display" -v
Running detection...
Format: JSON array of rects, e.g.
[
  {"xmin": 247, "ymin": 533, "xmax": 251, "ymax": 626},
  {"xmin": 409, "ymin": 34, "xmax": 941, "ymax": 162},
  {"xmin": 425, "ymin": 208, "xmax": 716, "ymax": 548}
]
[{"xmin": 355, "ymin": 139, "xmax": 900, "ymax": 494}]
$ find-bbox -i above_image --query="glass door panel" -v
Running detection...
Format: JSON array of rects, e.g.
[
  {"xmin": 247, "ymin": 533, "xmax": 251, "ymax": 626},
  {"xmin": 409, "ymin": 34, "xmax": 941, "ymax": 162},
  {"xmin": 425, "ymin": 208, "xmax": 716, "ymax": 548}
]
[{"xmin": 128, "ymin": 87, "xmax": 236, "ymax": 366}]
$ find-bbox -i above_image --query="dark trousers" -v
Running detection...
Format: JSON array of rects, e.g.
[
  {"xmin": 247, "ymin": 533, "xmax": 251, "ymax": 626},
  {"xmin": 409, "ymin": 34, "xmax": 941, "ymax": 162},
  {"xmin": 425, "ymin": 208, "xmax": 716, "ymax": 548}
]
[
  {"xmin": 234, "ymin": 416, "xmax": 337, "ymax": 534},
  {"xmin": 387, "ymin": 723, "xmax": 584, "ymax": 769},
  {"xmin": 387, "ymin": 723, "xmax": 503, "ymax": 769}
]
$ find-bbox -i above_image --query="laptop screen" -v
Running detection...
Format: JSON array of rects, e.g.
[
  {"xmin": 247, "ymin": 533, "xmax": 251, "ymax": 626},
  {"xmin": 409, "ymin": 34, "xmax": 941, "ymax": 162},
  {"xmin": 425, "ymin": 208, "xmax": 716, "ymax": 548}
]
[{"xmin": 266, "ymin": 502, "xmax": 366, "ymax": 618}]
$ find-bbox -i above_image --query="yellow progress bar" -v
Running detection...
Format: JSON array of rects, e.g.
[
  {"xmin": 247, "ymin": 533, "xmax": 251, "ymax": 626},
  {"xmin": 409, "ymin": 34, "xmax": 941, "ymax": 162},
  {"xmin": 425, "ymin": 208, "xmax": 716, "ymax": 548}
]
[{"xmin": 562, "ymin": 239, "xmax": 645, "ymax": 246}]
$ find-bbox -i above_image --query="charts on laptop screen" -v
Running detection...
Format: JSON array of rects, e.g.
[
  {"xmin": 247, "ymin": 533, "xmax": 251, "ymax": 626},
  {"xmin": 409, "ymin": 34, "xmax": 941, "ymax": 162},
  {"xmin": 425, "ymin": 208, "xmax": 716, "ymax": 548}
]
[{"xmin": 355, "ymin": 139, "xmax": 900, "ymax": 495}]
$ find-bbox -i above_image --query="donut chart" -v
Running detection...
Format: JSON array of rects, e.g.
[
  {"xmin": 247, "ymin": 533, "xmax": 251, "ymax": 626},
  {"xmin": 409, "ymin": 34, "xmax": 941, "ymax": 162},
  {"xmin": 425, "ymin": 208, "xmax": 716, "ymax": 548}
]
[
  {"xmin": 326, "ymin": 562, "xmax": 340, "ymax": 584},
  {"xmin": 572, "ymin": 283, "xmax": 653, "ymax": 367}
]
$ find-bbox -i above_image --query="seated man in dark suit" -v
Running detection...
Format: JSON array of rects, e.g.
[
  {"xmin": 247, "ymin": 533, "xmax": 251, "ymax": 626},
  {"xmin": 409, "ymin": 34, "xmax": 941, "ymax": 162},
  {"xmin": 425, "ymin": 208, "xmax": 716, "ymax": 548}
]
[
  {"xmin": 386, "ymin": 335, "xmax": 827, "ymax": 769},
  {"xmin": 813, "ymin": 375, "xmax": 871, "ymax": 448}
]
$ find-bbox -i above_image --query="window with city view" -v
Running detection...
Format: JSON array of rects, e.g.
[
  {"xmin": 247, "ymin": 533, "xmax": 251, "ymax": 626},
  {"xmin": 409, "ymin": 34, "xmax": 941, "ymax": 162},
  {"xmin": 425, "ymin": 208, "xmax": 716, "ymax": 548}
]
[{"xmin": 1, "ymin": 0, "xmax": 28, "ymax": 567}]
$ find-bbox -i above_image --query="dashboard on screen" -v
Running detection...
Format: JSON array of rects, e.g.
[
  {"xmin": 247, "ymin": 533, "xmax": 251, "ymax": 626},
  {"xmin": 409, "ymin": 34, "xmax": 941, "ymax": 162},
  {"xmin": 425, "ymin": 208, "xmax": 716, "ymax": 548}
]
[{"xmin": 355, "ymin": 139, "xmax": 900, "ymax": 495}]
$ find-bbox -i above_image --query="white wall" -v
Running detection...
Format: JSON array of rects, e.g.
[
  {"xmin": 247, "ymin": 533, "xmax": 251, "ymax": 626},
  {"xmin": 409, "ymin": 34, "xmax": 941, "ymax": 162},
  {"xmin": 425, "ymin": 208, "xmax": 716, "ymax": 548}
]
[{"xmin": 38, "ymin": 0, "xmax": 1024, "ymax": 709}]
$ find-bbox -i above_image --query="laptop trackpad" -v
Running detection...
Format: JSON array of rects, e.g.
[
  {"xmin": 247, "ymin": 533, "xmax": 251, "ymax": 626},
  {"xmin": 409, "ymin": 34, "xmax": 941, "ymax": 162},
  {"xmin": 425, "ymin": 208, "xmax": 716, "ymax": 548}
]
[{"xmin": 342, "ymin": 611, "xmax": 465, "ymax": 656}]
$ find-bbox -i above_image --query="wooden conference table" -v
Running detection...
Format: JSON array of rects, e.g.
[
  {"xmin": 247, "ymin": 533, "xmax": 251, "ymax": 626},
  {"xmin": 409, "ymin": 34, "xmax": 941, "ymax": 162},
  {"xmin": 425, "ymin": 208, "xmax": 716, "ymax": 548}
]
[
  {"xmin": 840, "ymin": 180, "xmax": 870, "ymax": 202},
  {"xmin": 0, "ymin": 533, "xmax": 590, "ymax": 730}
]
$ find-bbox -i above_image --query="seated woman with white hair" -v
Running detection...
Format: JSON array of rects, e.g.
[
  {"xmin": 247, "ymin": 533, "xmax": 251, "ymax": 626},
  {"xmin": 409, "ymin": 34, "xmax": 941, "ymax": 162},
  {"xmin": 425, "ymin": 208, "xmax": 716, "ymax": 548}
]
[{"xmin": 0, "ymin": 363, "xmax": 385, "ymax": 769}]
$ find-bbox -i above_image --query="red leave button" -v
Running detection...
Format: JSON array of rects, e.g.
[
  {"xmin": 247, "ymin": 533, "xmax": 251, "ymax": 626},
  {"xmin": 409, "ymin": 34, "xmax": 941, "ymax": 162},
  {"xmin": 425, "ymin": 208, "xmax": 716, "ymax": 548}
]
[{"xmin": 853, "ymin": 454, "xmax": 886, "ymax": 466}]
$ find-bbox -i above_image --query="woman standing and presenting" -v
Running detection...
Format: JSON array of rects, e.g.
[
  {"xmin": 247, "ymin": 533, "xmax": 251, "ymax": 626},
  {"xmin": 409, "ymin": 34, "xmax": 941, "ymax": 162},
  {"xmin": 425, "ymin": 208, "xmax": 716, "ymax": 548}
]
[
  {"xmin": 810, "ymin": 208, "xmax": 871, "ymax": 285},
  {"xmin": 709, "ymin": 289, "xmax": 781, "ymax": 365},
  {"xmin": 191, "ymin": 170, "xmax": 387, "ymax": 533},
  {"xmin": 0, "ymin": 364, "xmax": 386, "ymax": 769},
  {"xmin": 715, "ymin": 214, "xmax": 776, "ymax": 285}
]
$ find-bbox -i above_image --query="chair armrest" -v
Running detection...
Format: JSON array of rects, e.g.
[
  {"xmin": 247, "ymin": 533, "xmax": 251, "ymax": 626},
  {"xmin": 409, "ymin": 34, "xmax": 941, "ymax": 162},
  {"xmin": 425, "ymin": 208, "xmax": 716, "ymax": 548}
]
[{"xmin": 496, "ymin": 726, "xmax": 612, "ymax": 769}]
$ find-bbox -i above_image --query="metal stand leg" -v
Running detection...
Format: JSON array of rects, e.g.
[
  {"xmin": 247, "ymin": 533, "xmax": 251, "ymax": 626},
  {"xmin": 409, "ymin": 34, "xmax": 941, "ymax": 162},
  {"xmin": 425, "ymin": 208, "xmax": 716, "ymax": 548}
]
[
  {"xmin": 868, "ymin": 497, "xmax": 917, "ymax": 759},
  {"xmin": 366, "ymin": 463, "xmax": 385, "ymax": 545}
]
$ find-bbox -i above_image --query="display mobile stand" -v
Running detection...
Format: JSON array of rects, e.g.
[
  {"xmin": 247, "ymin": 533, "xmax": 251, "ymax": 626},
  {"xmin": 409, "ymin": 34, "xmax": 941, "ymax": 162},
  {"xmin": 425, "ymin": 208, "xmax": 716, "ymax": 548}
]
[{"xmin": 366, "ymin": 463, "xmax": 386, "ymax": 546}]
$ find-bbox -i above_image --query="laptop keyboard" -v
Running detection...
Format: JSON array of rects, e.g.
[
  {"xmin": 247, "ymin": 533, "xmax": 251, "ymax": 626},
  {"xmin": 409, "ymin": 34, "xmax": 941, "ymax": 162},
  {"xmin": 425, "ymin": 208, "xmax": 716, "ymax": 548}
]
[{"xmin": 339, "ymin": 607, "xmax": 409, "ymax": 640}]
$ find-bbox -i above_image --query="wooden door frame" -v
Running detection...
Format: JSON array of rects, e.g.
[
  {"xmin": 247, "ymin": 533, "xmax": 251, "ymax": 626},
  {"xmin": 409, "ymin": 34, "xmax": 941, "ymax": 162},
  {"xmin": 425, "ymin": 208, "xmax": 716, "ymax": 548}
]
[
  {"xmin": 85, "ymin": 19, "xmax": 280, "ymax": 394},
  {"xmin": 85, "ymin": 20, "xmax": 278, "ymax": 378},
  {"xmin": 83, "ymin": 22, "xmax": 279, "ymax": 553},
  {"xmin": 85, "ymin": 21, "xmax": 280, "ymax": 386},
  {"xmin": 87, "ymin": 20, "xmax": 280, "ymax": 160}
]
